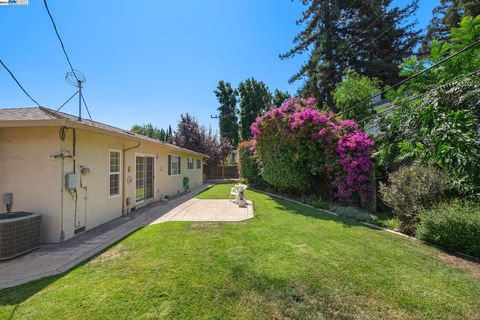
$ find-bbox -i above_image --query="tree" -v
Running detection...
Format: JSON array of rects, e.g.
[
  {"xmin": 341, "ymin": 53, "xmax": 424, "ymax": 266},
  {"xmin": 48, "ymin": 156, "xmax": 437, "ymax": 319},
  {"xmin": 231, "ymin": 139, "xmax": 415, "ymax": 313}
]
[
  {"xmin": 346, "ymin": 1, "xmax": 420, "ymax": 86},
  {"xmin": 166, "ymin": 125, "xmax": 173, "ymax": 143},
  {"xmin": 281, "ymin": 0, "xmax": 419, "ymax": 109},
  {"xmin": 333, "ymin": 70, "xmax": 381, "ymax": 122},
  {"xmin": 131, "ymin": 123, "xmax": 162, "ymax": 140},
  {"xmin": 172, "ymin": 114, "xmax": 203, "ymax": 151},
  {"xmin": 401, "ymin": 16, "xmax": 480, "ymax": 92},
  {"xmin": 281, "ymin": 0, "xmax": 343, "ymax": 108},
  {"xmin": 238, "ymin": 78, "xmax": 272, "ymax": 140},
  {"xmin": 422, "ymin": 0, "xmax": 480, "ymax": 53},
  {"xmin": 272, "ymin": 89, "xmax": 290, "ymax": 108},
  {"xmin": 214, "ymin": 81, "xmax": 239, "ymax": 147},
  {"xmin": 172, "ymin": 113, "xmax": 232, "ymax": 165},
  {"xmin": 375, "ymin": 17, "xmax": 480, "ymax": 196}
]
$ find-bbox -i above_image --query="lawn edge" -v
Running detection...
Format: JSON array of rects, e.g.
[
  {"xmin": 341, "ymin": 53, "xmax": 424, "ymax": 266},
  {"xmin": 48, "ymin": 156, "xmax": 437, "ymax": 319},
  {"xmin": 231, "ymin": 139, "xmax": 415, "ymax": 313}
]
[{"xmin": 248, "ymin": 186, "xmax": 480, "ymax": 263}]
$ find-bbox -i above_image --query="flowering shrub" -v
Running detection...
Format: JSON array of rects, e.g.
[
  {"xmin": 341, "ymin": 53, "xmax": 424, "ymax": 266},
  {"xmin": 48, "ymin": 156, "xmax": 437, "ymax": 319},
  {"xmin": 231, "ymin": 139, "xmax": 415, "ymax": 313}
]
[
  {"xmin": 250, "ymin": 97, "xmax": 374, "ymax": 202},
  {"xmin": 238, "ymin": 140, "xmax": 264, "ymax": 186}
]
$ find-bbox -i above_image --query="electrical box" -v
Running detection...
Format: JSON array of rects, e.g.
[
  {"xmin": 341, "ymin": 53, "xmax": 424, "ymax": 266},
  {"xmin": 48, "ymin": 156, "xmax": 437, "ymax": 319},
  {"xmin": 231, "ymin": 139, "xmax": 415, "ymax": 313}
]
[
  {"xmin": 80, "ymin": 176, "xmax": 88, "ymax": 188},
  {"xmin": 65, "ymin": 173, "xmax": 77, "ymax": 190}
]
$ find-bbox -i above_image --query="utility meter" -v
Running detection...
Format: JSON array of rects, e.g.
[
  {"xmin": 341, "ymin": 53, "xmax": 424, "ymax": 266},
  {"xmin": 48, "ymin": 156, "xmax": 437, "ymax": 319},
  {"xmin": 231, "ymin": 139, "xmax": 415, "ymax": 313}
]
[{"xmin": 65, "ymin": 173, "xmax": 77, "ymax": 190}]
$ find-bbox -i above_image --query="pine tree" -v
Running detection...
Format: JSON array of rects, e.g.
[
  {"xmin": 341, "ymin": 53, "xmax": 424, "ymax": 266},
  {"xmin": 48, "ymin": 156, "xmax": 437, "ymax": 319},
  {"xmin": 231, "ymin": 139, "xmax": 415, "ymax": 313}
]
[
  {"xmin": 280, "ymin": 0, "xmax": 343, "ymax": 108},
  {"xmin": 422, "ymin": 0, "xmax": 480, "ymax": 53},
  {"xmin": 282, "ymin": 0, "xmax": 419, "ymax": 108},
  {"xmin": 238, "ymin": 78, "xmax": 272, "ymax": 141},
  {"xmin": 214, "ymin": 81, "xmax": 239, "ymax": 147},
  {"xmin": 166, "ymin": 125, "xmax": 173, "ymax": 144},
  {"xmin": 346, "ymin": 0, "xmax": 420, "ymax": 86}
]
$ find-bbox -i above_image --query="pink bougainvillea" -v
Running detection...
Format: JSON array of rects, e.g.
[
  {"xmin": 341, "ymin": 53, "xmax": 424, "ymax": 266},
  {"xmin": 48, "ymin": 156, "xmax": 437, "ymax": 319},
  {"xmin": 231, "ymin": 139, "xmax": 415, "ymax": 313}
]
[{"xmin": 250, "ymin": 97, "xmax": 374, "ymax": 201}]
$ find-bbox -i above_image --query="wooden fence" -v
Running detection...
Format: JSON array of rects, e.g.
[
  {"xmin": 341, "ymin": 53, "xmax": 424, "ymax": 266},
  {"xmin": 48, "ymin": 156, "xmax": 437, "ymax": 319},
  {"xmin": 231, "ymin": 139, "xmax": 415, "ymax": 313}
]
[{"xmin": 205, "ymin": 165, "xmax": 239, "ymax": 179}]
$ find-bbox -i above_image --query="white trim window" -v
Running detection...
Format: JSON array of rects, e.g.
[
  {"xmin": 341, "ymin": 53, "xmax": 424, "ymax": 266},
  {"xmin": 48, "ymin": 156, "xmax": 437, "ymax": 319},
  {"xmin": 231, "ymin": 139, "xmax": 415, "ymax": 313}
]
[
  {"xmin": 187, "ymin": 157, "xmax": 194, "ymax": 169},
  {"xmin": 168, "ymin": 155, "xmax": 181, "ymax": 175},
  {"xmin": 196, "ymin": 159, "xmax": 201, "ymax": 169},
  {"xmin": 109, "ymin": 150, "xmax": 121, "ymax": 197}
]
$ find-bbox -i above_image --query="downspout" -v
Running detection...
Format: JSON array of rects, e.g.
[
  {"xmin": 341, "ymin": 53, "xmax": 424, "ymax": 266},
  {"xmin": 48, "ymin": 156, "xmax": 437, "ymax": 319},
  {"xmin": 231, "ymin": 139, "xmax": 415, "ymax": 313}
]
[{"xmin": 122, "ymin": 142, "xmax": 141, "ymax": 215}]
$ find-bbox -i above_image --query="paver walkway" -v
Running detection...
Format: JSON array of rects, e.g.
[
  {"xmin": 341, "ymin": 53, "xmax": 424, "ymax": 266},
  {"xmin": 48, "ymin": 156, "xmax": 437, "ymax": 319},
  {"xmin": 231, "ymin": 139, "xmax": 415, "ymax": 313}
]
[{"xmin": 0, "ymin": 184, "xmax": 252, "ymax": 289}]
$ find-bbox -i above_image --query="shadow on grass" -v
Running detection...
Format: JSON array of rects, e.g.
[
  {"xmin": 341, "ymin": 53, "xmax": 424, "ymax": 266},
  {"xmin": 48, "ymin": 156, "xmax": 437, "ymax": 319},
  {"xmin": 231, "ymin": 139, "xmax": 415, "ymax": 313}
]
[
  {"xmin": 259, "ymin": 193, "xmax": 362, "ymax": 229},
  {"xmin": 223, "ymin": 263, "xmax": 341, "ymax": 319},
  {"xmin": 0, "ymin": 275, "xmax": 61, "ymax": 318},
  {"xmin": 0, "ymin": 227, "xmax": 138, "ymax": 310}
]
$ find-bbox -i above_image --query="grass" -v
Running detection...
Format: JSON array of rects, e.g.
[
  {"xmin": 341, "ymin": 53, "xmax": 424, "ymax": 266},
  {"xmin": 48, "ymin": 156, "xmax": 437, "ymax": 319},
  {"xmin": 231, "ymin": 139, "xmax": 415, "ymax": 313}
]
[{"xmin": 1, "ymin": 183, "xmax": 479, "ymax": 319}]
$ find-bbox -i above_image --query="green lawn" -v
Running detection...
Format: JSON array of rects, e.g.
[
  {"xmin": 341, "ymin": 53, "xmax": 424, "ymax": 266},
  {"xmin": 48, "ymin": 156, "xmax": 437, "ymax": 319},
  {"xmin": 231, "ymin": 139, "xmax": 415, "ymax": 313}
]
[{"xmin": 1, "ymin": 184, "xmax": 479, "ymax": 319}]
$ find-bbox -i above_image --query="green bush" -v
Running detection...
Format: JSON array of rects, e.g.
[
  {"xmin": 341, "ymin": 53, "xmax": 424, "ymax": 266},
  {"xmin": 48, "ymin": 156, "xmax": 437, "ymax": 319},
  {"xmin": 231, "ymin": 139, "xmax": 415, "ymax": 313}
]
[
  {"xmin": 238, "ymin": 140, "xmax": 264, "ymax": 186},
  {"xmin": 329, "ymin": 206, "xmax": 374, "ymax": 223},
  {"xmin": 301, "ymin": 194, "xmax": 329, "ymax": 209},
  {"xmin": 379, "ymin": 166, "xmax": 450, "ymax": 235},
  {"xmin": 417, "ymin": 201, "xmax": 480, "ymax": 257}
]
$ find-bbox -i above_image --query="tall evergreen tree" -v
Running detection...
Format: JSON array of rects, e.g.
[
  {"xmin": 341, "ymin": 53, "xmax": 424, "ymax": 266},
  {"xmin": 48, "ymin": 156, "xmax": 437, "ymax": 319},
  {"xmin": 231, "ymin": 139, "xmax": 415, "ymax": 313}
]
[
  {"xmin": 166, "ymin": 125, "xmax": 173, "ymax": 143},
  {"xmin": 214, "ymin": 81, "xmax": 239, "ymax": 147},
  {"xmin": 281, "ymin": 0, "xmax": 343, "ymax": 108},
  {"xmin": 282, "ymin": 0, "xmax": 419, "ymax": 109},
  {"xmin": 272, "ymin": 89, "xmax": 291, "ymax": 108},
  {"xmin": 421, "ymin": 0, "xmax": 480, "ymax": 53},
  {"xmin": 346, "ymin": 1, "xmax": 420, "ymax": 86},
  {"xmin": 238, "ymin": 78, "xmax": 272, "ymax": 141}
]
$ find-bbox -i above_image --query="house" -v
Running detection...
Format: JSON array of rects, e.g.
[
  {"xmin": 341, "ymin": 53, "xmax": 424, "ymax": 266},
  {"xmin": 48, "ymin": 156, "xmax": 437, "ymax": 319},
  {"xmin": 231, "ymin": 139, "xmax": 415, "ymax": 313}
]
[{"xmin": 0, "ymin": 107, "xmax": 207, "ymax": 243}]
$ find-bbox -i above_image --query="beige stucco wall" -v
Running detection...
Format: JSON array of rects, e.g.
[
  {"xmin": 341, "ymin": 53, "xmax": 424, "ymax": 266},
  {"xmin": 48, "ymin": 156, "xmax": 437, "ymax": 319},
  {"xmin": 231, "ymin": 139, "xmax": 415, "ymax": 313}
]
[
  {"xmin": 124, "ymin": 143, "xmax": 204, "ymax": 211},
  {"xmin": 0, "ymin": 127, "xmax": 62, "ymax": 243},
  {"xmin": 0, "ymin": 125, "xmax": 204, "ymax": 243}
]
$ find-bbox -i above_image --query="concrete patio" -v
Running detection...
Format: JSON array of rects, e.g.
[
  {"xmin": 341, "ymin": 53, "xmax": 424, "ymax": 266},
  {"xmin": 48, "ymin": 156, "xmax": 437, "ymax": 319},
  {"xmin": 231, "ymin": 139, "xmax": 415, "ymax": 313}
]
[
  {"xmin": 0, "ymin": 184, "xmax": 253, "ymax": 289},
  {"xmin": 151, "ymin": 198, "xmax": 253, "ymax": 224}
]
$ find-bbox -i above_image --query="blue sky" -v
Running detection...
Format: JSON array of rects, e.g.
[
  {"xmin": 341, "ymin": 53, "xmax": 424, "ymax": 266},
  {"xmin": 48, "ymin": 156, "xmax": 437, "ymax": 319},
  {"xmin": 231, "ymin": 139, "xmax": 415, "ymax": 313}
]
[{"xmin": 1, "ymin": 0, "xmax": 439, "ymax": 133}]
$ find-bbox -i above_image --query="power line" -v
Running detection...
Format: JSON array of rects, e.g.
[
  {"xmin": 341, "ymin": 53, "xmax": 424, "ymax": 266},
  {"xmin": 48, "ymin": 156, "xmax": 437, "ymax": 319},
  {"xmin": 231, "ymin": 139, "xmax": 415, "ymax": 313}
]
[
  {"xmin": 43, "ymin": 0, "xmax": 78, "ymax": 81},
  {"xmin": 358, "ymin": 69, "xmax": 480, "ymax": 125},
  {"xmin": 334, "ymin": 37, "xmax": 480, "ymax": 119},
  {"xmin": 43, "ymin": 0, "xmax": 93, "ymax": 121},
  {"xmin": 317, "ymin": 12, "xmax": 396, "ymax": 85},
  {"xmin": 0, "ymin": 58, "xmax": 41, "ymax": 107}
]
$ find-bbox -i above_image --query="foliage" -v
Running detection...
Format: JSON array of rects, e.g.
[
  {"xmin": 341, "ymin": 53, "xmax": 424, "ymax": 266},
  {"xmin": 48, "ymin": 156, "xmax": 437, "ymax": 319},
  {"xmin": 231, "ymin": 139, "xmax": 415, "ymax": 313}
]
[
  {"xmin": 172, "ymin": 113, "xmax": 232, "ymax": 165},
  {"xmin": 252, "ymin": 97, "xmax": 374, "ymax": 203},
  {"xmin": 333, "ymin": 70, "xmax": 381, "ymax": 122},
  {"xmin": 421, "ymin": 0, "xmax": 480, "ymax": 52},
  {"xmin": 214, "ymin": 80, "xmax": 239, "ymax": 147},
  {"xmin": 329, "ymin": 205, "xmax": 374, "ymax": 223},
  {"xmin": 402, "ymin": 16, "xmax": 480, "ymax": 90},
  {"xmin": 375, "ymin": 18, "xmax": 480, "ymax": 196},
  {"xmin": 281, "ymin": 0, "xmax": 420, "ymax": 108},
  {"xmin": 131, "ymin": 123, "xmax": 170, "ymax": 142},
  {"xmin": 379, "ymin": 166, "xmax": 450, "ymax": 235},
  {"xmin": 238, "ymin": 78, "xmax": 272, "ymax": 141},
  {"xmin": 417, "ymin": 200, "xmax": 480, "ymax": 257},
  {"xmin": 301, "ymin": 194, "xmax": 329, "ymax": 209},
  {"xmin": 272, "ymin": 89, "xmax": 291, "ymax": 108},
  {"xmin": 238, "ymin": 140, "xmax": 264, "ymax": 186},
  {"xmin": 172, "ymin": 113, "xmax": 203, "ymax": 150}
]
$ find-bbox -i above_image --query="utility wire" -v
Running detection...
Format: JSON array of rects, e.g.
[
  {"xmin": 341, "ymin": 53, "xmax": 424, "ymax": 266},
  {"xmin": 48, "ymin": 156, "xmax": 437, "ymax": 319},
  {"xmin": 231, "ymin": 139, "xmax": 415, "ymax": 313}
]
[
  {"xmin": 318, "ymin": 11, "xmax": 390, "ymax": 82},
  {"xmin": 0, "ymin": 58, "xmax": 41, "ymax": 107},
  {"xmin": 333, "ymin": 37, "xmax": 480, "ymax": 119},
  {"xmin": 358, "ymin": 69, "xmax": 480, "ymax": 125},
  {"xmin": 43, "ymin": 0, "xmax": 78, "ymax": 81}
]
